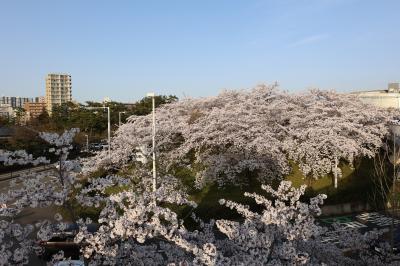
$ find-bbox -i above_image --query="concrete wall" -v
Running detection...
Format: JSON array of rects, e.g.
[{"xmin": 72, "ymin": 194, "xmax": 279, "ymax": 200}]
[
  {"xmin": 321, "ymin": 202, "xmax": 371, "ymax": 216},
  {"xmin": 356, "ymin": 91, "xmax": 400, "ymax": 109}
]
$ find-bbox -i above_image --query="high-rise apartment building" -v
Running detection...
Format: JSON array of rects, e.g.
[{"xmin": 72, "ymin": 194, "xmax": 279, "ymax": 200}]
[{"xmin": 45, "ymin": 73, "xmax": 72, "ymax": 113}]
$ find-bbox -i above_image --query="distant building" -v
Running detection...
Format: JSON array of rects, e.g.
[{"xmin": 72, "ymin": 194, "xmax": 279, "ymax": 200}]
[
  {"xmin": 123, "ymin": 103, "xmax": 135, "ymax": 110},
  {"xmin": 354, "ymin": 91, "xmax": 400, "ymax": 108},
  {"xmin": 45, "ymin": 73, "xmax": 72, "ymax": 114},
  {"xmin": 34, "ymin": 96, "xmax": 46, "ymax": 103},
  {"xmin": 353, "ymin": 83, "xmax": 400, "ymax": 109},
  {"xmin": 388, "ymin": 83, "xmax": 400, "ymax": 93},
  {"xmin": 0, "ymin": 96, "xmax": 33, "ymax": 108},
  {"xmin": 24, "ymin": 101, "xmax": 47, "ymax": 119},
  {"xmin": 103, "ymin": 97, "xmax": 111, "ymax": 104}
]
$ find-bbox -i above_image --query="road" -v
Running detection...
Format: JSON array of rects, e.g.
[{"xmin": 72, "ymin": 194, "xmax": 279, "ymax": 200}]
[
  {"xmin": 0, "ymin": 165, "xmax": 58, "ymax": 194},
  {"xmin": 0, "ymin": 164, "xmax": 56, "ymax": 182},
  {"xmin": 0, "ymin": 165, "xmax": 62, "ymax": 265},
  {"xmin": 320, "ymin": 212, "xmax": 400, "ymax": 249}
]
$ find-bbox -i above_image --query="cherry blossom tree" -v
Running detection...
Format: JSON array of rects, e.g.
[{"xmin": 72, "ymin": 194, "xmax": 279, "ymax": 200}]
[
  {"xmin": 0, "ymin": 128, "xmax": 82, "ymax": 265},
  {"xmin": 1, "ymin": 85, "xmax": 399, "ymax": 265},
  {"xmin": 86, "ymin": 85, "xmax": 396, "ymax": 188},
  {"xmin": 1, "ymin": 138, "xmax": 399, "ymax": 265},
  {"xmin": 280, "ymin": 89, "xmax": 392, "ymax": 188},
  {"xmin": 210, "ymin": 181, "xmax": 398, "ymax": 265},
  {"xmin": 73, "ymin": 175, "xmax": 399, "ymax": 265},
  {"xmin": 74, "ymin": 173, "xmax": 199, "ymax": 265}
]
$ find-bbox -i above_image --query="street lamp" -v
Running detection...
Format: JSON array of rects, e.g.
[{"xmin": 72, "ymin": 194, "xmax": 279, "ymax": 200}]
[
  {"xmin": 118, "ymin": 111, "xmax": 126, "ymax": 127},
  {"xmin": 390, "ymin": 122, "xmax": 400, "ymax": 253},
  {"xmin": 147, "ymin": 92, "xmax": 157, "ymax": 194},
  {"xmin": 84, "ymin": 134, "xmax": 89, "ymax": 152},
  {"xmin": 84, "ymin": 106, "xmax": 111, "ymax": 157}
]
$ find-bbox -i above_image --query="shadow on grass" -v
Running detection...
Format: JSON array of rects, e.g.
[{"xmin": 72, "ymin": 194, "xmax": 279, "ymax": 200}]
[
  {"xmin": 174, "ymin": 169, "xmax": 276, "ymax": 227},
  {"xmin": 177, "ymin": 157, "xmax": 393, "ymax": 227},
  {"xmin": 290, "ymin": 157, "xmax": 391, "ymax": 208}
]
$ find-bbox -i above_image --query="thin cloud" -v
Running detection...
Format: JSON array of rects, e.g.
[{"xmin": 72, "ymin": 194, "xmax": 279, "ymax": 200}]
[{"xmin": 289, "ymin": 34, "xmax": 329, "ymax": 47}]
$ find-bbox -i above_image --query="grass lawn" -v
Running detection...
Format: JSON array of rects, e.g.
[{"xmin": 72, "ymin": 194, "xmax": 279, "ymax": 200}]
[
  {"xmin": 286, "ymin": 159, "xmax": 376, "ymax": 205},
  {"xmin": 183, "ymin": 158, "xmax": 378, "ymax": 223}
]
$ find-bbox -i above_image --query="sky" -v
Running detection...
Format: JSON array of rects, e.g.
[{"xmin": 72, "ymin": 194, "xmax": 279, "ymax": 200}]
[{"xmin": 0, "ymin": 0, "xmax": 399, "ymax": 103}]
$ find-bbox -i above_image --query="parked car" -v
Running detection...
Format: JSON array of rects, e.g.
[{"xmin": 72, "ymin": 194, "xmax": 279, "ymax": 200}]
[{"xmin": 89, "ymin": 143, "xmax": 102, "ymax": 151}]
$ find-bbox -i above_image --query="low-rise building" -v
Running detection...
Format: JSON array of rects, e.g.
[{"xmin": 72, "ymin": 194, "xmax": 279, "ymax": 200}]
[
  {"xmin": 24, "ymin": 101, "xmax": 47, "ymax": 119},
  {"xmin": 353, "ymin": 83, "xmax": 400, "ymax": 109},
  {"xmin": 34, "ymin": 96, "xmax": 46, "ymax": 103}
]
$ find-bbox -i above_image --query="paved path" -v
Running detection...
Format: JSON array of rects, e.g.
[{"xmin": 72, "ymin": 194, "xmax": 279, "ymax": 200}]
[{"xmin": 0, "ymin": 164, "xmax": 56, "ymax": 182}]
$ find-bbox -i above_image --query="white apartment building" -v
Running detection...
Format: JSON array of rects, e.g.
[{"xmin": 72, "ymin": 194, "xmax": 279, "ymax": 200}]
[
  {"xmin": 45, "ymin": 73, "xmax": 72, "ymax": 113},
  {"xmin": 353, "ymin": 83, "xmax": 400, "ymax": 109}
]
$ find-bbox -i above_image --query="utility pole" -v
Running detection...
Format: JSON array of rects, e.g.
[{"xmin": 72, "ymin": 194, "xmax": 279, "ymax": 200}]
[
  {"xmin": 84, "ymin": 134, "xmax": 89, "ymax": 152},
  {"xmin": 119, "ymin": 111, "xmax": 126, "ymax": 127},
  {"xmin": 390, "ymin": 123, "xmax": 400, "ymax": 254},
  {"xmin": 146, "ymin": 92, "xmax": 157, "ymax": 195},
  {"xmin": 107, "ymin": 107, "xmax": 110, "ymax": 156}
]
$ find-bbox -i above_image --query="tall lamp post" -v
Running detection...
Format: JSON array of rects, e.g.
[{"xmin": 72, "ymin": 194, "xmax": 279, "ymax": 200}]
[
  {"xmin": 85, "ymin": 106, "xmax": 111, "ymax": 157},
  {"xmin": 84, "ymin": 134, "xmax": 89, "ymax": 152},
  {"xmin": 146, "ymin": 92, "xmax": 157, "ymax": 194},
  {"xmin": 118, "ymin": 111, "xmax": 126, "ymax": 127},
  {"xmin": 390, "ymin": 123, "xmax": 400, "ymax": 253}
]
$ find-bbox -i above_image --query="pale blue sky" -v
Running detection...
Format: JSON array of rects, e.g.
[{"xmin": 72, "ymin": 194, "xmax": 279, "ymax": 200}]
[{"xmin": 0, "ymin": 0, "xmax": 399, "ymax": 102}]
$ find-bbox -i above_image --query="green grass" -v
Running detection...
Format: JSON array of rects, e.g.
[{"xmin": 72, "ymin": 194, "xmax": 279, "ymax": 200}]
[
  {"xmin": 285, "ymin": 159, "xmax": 376, "ymax": 205},
  {"xmin": 172, "ymin": 165, "xmax": 269, "ymax": 222},
  {"xmin": 285, "ymin": 162, "xmax": 356, "ymax": 190},
  {"xmin": 285, "ymin": 163, "xmax": 334, "ymax": 190},
  {"xmin": 104, "ymin": 184, "xmax": 130, "ymax": 195}
]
